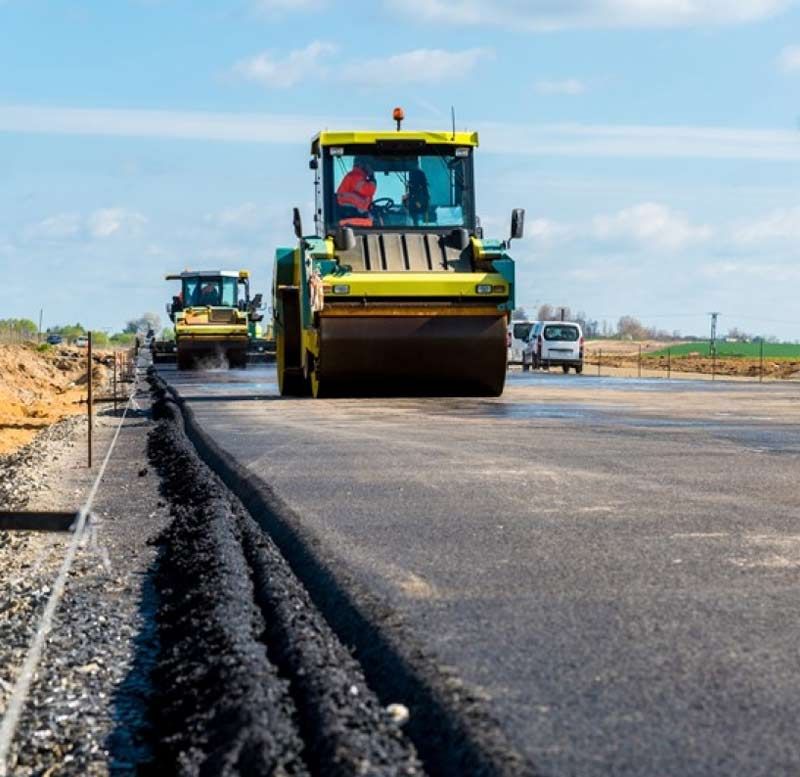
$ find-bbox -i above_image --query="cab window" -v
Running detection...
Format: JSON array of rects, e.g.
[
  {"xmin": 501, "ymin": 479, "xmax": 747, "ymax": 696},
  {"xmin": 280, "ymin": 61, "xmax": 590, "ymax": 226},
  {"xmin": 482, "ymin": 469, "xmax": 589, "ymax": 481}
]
[
  {"xmin": 326, "ymin": 145, "xmax": 474, "ymax": 231},
  {"xmin": 543, "ymin": 325, "xmax": 579, "ymax": 342}
]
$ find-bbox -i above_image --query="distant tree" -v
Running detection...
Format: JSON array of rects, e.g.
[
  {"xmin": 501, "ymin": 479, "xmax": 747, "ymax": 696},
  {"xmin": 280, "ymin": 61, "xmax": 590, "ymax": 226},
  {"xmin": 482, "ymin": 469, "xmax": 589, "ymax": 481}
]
[
  {"xmin": 0, "ymin": 318, "xmax": 39, "ymax": 343},
  {"xmin": 51, "ymin": 323, "xmax": 86, "ymax": 341},
  {"xmin": 725, "ymin": 327, "xmax": 752, "ymax": 342},
  {"xmin": 536, "ymin": 304, "xmax": 555, "ymax": 321},
  {"xmin": 574, "ymin": 311, "xmax": 599, "ymax": 338},
  {"xmin": 0, "ymin": 318, "xmax": 38, "ymax": 336},
  {"xmin": 160, "ymin": 327, "xmax": 175, "ymax": 341},
  {"xmin": 92, "ymin": 332, "xmax": 110, "ymax": 347},
  {"xmin": 110, "ymin": 332, "xmax": 136, "ymax": 346},
  {"xmin": 511, "ymin": 307, "xmax": 529, "ymax": 321},
  {"xmin": 617, "ymin": 315, "xmax": 649, "ymax": 340}
]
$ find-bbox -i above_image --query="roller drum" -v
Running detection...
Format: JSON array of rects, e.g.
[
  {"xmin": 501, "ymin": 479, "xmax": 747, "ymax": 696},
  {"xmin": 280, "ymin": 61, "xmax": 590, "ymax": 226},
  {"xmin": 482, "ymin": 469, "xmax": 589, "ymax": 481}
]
[{"xmin": 317, "ymin": 314, "xmax": 507, "ymax": 396}]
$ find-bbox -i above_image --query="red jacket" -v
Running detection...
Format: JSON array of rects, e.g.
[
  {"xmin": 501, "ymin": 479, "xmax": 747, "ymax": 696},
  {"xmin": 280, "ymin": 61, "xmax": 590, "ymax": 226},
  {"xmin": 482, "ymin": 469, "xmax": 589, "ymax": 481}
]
[{"xmin": 337, "ymin": 167, "xmax": 376, "ymax": 214}]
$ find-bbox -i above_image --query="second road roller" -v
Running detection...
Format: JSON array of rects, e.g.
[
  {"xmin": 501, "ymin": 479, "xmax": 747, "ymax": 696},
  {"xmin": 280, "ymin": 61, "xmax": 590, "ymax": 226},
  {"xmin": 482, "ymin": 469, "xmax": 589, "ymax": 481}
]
[{"xmin": 272, "ymin": 108, "xmax": 524, "ymax": 397}]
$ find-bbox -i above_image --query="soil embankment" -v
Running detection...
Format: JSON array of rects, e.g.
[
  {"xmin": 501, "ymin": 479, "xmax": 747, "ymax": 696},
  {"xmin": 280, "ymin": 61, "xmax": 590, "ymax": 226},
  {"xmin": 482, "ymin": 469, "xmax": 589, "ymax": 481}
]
[
  {"xmin": 585, "ymin": 340, "xmax": 800, "ymax": 379},
  {"xmin": 0, "ymin": 343, "xmax": 114, "ymax": 455}
]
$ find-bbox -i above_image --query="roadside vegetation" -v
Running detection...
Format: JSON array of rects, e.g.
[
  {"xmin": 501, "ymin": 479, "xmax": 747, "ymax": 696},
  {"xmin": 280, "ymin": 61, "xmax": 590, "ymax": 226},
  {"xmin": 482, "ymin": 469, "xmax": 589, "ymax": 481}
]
[
  {"xmin": 0, "ymin": 312, "xmax": 162, "ymax": 347},
  {"xmin": 648, "ymin": 342, "xmax": 800, "ymax": 360}
]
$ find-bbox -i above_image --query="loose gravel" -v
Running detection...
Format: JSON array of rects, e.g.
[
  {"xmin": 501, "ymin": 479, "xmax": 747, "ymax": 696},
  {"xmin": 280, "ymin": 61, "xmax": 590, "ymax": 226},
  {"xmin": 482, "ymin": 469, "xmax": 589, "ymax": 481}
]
[
  {"xmin": 147, "ymin": 391, "xmax": 422, "ymax": 776},
  {"xmin": 0, "ymin": 414, "xmax": 86, "ymax": 511},
  {"xmin": 1, "ymin": 377, "xmax": 171, "ymax": 776}
]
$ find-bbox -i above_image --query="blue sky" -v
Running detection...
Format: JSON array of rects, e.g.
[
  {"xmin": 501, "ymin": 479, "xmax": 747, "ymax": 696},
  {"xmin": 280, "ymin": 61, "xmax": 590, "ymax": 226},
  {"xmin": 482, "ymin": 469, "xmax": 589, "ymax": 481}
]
[{"xmin": 1, "ymin": 0, "xmax": 799, "ymax": 338}]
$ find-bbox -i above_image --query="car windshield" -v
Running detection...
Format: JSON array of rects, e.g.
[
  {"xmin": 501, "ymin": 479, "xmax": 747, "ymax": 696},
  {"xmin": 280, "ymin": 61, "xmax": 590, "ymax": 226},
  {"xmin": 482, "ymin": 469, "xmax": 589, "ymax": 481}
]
[
  {"xmin": 513, "ymin": 323, "xmax": 533, "ymax": 341},
  {"xmin": 183, "ymin": 277, "xmax": 238, "ymax": 307},
  {"xmin": 326, "ymin": 145, "xmax": 474, "ymax": 231},
  {"xmin": 543, "ymin": 325, "xmax": 579, "ymax": 342}
]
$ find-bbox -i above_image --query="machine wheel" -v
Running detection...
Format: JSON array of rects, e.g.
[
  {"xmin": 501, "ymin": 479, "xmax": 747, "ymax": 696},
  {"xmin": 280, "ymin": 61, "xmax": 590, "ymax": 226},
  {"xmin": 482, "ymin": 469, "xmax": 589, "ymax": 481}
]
[
  {"xmin": 562, "ymin": 365, "xmax": 570, "ymax": 374},
  {"xmin": 575, "ymin": 364, "xmax": 583, "ymax": 374},
  {"xmin": 277, "ymin": 289, "xmax": 310, "ymax": 397},
  {"xmin": 522, "ymin": 360, "xmax": 530, "ymax": 373}
]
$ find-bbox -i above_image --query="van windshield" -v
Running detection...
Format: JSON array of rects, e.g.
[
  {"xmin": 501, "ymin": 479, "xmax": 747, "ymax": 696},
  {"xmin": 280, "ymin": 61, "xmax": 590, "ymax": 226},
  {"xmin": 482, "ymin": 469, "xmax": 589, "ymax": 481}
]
[
  {"xmin": 543, "ymin": 325, "xmax": 579, "ymax": 342},
  {"xmin": 513, "ymin": 323, "xmax": 534, "ymax": 341}
]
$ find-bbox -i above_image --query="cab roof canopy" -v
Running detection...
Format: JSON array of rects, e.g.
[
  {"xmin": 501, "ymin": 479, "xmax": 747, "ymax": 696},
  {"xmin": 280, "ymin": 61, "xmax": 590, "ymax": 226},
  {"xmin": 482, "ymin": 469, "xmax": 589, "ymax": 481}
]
[
  {"xmin": 165, "ymin": 270, "xmax": 249, "ymax": 280},
  {"xmin": 311, "ymin": 130, "xmax": 479, "ymax": 155}
]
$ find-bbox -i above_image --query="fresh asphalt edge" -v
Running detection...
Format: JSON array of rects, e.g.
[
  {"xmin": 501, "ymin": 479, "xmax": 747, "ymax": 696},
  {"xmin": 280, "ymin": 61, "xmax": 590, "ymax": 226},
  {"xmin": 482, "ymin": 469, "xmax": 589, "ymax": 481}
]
[
  {"xmin": 151, "ymin": 369, "xmax": 539, "ymax": 777},
  {"xmin": 149, "ymin": 389, "xmax": 422, "ymax": 776},
  {"xmin": 147, "ymin": 404, "xmax": 309, "ymax": 777}
]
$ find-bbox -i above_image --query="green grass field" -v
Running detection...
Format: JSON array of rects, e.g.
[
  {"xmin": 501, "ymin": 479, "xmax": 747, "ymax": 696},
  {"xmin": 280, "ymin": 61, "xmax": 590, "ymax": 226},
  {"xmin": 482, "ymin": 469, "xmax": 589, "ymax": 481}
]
[{"xmin": 648, "ymin": 342, "xmax": 800, "ymax": 360}]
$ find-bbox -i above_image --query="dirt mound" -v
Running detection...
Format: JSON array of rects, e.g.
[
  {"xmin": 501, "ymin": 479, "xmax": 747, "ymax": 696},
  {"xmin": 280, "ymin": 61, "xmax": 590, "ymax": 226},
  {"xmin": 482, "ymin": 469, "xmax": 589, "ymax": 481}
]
[
  {"xmin": 0, "ymin": 343, "xmax": 112, "ymax": 456},
  {"xmin": 585, "ymin": 341, "xmax": 800, "ymax": 379}
]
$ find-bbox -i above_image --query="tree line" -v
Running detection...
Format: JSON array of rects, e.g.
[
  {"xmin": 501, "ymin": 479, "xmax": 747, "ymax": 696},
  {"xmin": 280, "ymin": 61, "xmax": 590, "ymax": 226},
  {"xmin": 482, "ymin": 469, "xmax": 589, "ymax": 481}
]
[{"xmin": 0, "ymin": 311, "xmax": 168, "ymax": 347}]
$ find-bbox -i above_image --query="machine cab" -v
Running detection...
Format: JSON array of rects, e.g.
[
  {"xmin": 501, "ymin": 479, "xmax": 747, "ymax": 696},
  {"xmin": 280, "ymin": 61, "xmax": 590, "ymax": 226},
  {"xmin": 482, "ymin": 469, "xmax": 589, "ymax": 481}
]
[
  {"xmin": 310, "ymin": 130, "xmax": 479, "ymax": 238},
  {"xmin": 166, "ymin": 270, "xmax": 254, "ymax": 318}
]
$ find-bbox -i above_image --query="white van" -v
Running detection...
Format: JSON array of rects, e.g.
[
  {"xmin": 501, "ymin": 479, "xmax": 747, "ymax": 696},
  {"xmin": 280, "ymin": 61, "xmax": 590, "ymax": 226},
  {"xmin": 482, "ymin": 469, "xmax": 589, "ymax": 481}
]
[
  {"xmin": 507, "ymin": 320, "xmax": 535, "ymax": 365},
  {"xmin": 524, "ymin": 321, "xmax": 584, "ymax": 373}
]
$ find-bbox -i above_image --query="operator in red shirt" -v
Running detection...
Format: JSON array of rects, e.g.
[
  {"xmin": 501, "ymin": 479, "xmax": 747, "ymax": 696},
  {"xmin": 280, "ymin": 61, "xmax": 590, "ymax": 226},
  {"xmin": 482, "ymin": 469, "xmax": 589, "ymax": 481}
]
[{"xmin": 336, "ymin": 157, "xmax": 377, "ymax": 227}]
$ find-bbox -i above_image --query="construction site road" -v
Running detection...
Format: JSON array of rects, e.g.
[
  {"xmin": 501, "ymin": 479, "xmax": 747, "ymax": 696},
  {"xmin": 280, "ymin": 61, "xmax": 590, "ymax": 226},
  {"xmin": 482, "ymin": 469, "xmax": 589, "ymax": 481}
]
[{"xmin": 157, "ymin": 365, "xmax": 800, "ymax": 777}]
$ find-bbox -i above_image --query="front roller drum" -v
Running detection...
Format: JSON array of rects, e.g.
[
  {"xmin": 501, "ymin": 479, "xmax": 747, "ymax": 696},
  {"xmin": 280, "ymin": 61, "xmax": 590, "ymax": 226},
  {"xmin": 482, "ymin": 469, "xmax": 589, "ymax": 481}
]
[{"xmin": 314, "ymin": 314, "xmax": 508, "ymax": 397}]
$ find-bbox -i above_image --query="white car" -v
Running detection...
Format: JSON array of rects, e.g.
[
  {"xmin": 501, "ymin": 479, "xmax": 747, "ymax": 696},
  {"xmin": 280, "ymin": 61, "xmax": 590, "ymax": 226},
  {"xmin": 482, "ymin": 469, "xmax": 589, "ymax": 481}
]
[
  {"xmin": 74, "ymin": 335, "xmax": 89, "ymax": 348},
  {"xmin": 507, "ymin": 320, "xmax": 535, "ymax": 365},
  {"xmin": 524, "ymin": 321, "xmax": 584, "ymax": 373}
]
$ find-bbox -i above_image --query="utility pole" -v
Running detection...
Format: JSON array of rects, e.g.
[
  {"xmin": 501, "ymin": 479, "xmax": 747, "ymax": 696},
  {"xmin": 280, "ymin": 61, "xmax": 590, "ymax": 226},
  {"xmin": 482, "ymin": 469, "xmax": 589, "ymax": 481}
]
[{"xmin": 708, "ymin": 312, "xmax": 720, "ymax": 358}]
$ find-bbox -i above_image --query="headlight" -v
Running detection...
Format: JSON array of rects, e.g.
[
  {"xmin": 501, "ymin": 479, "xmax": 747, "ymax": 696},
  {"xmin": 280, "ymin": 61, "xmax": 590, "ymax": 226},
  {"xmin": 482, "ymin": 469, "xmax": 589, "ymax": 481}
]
[
  {"xmin": 476, "ymin": 284, "xmax": 493, "ymax": 294},
  {"xmin": 332, "ymin": 284, "xmax": 350, "ymax": 294}
]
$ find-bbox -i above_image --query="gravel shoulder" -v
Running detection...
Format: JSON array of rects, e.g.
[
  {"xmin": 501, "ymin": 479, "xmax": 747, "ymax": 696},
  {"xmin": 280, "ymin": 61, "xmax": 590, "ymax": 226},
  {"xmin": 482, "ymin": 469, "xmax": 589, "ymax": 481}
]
[{"xmin": 1, "ymin": 371, "xmax": 170, "ymax": 776}]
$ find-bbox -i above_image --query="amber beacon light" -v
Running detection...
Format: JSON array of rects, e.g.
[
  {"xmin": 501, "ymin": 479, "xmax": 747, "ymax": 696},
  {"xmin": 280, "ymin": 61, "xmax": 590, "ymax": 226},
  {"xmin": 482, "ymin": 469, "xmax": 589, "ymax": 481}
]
[{"xmin": 393, "ymin": 106, "xmax": 405, "ymax": 130}]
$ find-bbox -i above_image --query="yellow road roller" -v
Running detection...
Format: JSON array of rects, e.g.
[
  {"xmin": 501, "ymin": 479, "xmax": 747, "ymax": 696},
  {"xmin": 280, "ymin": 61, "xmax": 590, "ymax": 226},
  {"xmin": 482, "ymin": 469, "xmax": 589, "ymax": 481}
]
[
  {"xmin": 272, "ymin": 109, "xmax": 524, "ymax": 397},
  {"xmin": 166, "ymin": 269, "xmax": 263, "ymax": 369}
]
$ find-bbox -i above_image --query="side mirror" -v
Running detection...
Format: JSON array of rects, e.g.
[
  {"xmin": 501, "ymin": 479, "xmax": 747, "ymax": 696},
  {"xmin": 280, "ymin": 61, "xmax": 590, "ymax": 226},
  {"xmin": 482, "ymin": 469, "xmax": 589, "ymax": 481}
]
[
  {"xmin": 293, "ymin": 207, "xmax": 303, "ymax": 239},
  {"xmin": 308, "ymin": 158, "xmax": 319, "ymax": 170},
  {"xmin": 448, "ymin": 228, "xmax": 470, "ymax": 251},
  {"xmin": 251, "ymin": 293, "xmax": 264, "ymax": 310},
  {"xmin": 510, "ymin": 208, "xmax": 525, "ymax": 241},
  {"xmin": 334, "ymin": 226, "xmax": 356, "ymax": 252}
]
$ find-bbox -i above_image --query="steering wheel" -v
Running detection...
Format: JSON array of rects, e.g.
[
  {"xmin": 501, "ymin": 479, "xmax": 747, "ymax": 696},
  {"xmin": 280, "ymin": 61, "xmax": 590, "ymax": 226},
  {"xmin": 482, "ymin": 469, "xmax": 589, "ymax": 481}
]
[
  {"xmin": 371, "ymin": 197, "xmax": 396, "ymax": 214},
  {"xmin": 371, "ymin": 197, "xmax": 409, "ymax": 226}
]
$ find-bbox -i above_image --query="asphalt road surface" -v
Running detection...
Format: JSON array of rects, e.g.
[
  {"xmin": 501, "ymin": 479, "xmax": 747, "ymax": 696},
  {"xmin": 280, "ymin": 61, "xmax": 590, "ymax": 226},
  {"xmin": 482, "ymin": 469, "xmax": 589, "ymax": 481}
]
[{"xmin": 159, "ymin": 365, "xmax": 800, "ymax": 776}]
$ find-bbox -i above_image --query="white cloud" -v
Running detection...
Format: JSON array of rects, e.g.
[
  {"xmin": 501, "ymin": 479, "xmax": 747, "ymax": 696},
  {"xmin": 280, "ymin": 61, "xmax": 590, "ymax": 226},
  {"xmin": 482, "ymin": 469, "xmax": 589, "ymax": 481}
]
[
  {"xmin": 534, "ymin": 78, "xmax": 586, "ymax": 95},
  {"xmin": 476, "ymin": 121, "xmax": 800, "ymax": 161},
  {"xmin": 732, "ymin": 206, "xmax": 800, "ymax": 243},
  {"xmin": 233, "ymin": 41, "xmax": 337, "ymax": 89},
  {"xmin": 205, "ymin": 202, "xmax": 267, "ymax": 231},
  {"xmin": 777, "ymin": 44, "xmax": 800, "ymax": 72},
  {"xmin": 3, "ymin": 104, "xmax": 800, "ymax": 161},
  {"xmin": 87, "ymin": 208, "xmax": 147, "ymax": 238},
  {"xmin": 516, "ymin": 203, "xmax": 713, "ymax": 253},
  {"xmin": 0, "ymin": 104, "xmax": 323, "ymax": 143},
  {"xmin": 699, "ymin": 260, "xmax": 800, "ymax": 282},
  {"xmin": 339, "ymin": 48, "xmax": 491, "ymax": 87},
  {"xmin": 527, "ymin": 217, "xmax": 574, "ymax": 243},
  {"xmin": 22, "ymin": 208, "xmax": 146, "ymax": 243},
  {"xmin": 22, "ymin": 212, "xmax": 82, "ymax": 242},
  {"xmin": 386, "ymin": 0, "xmax": 793, "ymax": 30},
  {"xmin": 591, "ymin": 202, "xmax": 713, "ymax": 251}
]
